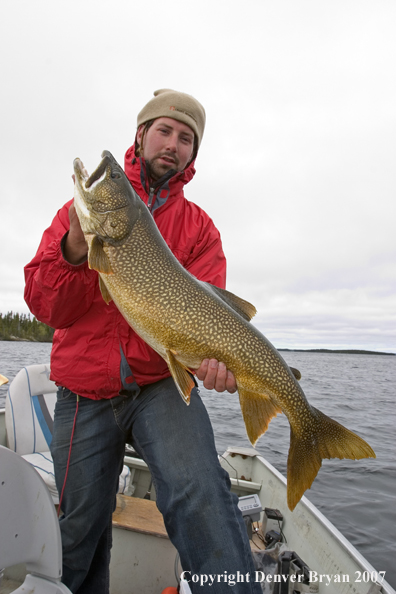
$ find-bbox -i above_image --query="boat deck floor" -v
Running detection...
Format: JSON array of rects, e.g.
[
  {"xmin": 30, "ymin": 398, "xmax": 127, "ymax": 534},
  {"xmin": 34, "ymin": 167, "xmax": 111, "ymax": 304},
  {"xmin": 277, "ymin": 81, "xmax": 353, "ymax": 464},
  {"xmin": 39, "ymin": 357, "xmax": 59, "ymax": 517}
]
[
  {"xmin": 0, "ymin": 577, "xmax": 21, "ymax": 594},
  {"xmin": 113, "ymin": 494, "xmax": 265, "ymax": 548},
  {"xmin": 112, "ymin": 494, "xmax": 168, "ymax": 539}
]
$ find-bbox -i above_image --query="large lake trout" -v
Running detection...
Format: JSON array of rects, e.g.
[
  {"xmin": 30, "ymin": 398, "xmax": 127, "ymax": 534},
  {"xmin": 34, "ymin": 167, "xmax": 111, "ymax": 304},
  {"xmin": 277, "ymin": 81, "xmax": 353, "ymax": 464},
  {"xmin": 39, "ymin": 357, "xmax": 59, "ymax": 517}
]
[{"xmin": 73, "ymin": 151, "xmax": 375, "ymax": 510}]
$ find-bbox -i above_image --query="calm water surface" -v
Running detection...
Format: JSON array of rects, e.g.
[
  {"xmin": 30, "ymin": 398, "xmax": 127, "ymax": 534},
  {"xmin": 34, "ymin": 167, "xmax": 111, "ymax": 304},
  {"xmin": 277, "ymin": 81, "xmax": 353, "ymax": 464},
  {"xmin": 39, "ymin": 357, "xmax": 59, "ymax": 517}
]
[{"xmin": 1, "ymin": 342, "xmax": 395, "ymax": 586}]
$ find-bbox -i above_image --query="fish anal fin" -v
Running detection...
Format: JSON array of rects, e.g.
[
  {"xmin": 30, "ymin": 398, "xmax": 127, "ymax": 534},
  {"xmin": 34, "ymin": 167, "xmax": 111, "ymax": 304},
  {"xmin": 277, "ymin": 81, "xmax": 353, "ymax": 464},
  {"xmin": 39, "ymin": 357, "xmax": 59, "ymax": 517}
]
[
  {"xmin": 88, "ymin": 236, "xmax": 113, "ymax": 274},
  {"xmin": 286, "ymin": 406, "xmax": 376, "ymax": 511},
  {"xmin": 99, "ymin": 276, "xmax": 112, "ymax": 304},
  {"xmin": 238, "ymin": 387, "xmax": 282, "ymax": 446},
  {"xmin": 203, "ymin": 283, "xmax": 257, "ymax": 322},
  {"xmin": 166, "ymin": 349, "xmax": 195, "ymax": 405}
]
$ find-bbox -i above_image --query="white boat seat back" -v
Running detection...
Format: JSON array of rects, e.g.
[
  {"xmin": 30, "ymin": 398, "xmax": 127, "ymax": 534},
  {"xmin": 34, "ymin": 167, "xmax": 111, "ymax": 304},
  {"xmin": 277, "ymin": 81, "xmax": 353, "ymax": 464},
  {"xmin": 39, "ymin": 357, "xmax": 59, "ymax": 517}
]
[
  {"xmin": 5, "ymin": 364, "xmax": 131, "ymax": 504},
  {"xmin": 22, "ymin": 450, "xmax": 61, "ymax": 503},
  {"xmin": 6, "ymin": 363, "xmax": 56, "ymax": 455},
  {"xmin": 0, "ymin": 445, "xmax": 72, "ymax": 593}
]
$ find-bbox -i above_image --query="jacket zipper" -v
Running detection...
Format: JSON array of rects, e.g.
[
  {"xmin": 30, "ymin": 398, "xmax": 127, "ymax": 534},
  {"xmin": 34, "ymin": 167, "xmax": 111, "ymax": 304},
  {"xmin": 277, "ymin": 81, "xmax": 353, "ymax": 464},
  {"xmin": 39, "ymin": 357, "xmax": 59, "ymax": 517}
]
[{"xmin": 148, "ymin": 187, "xmax": 155, "ymax": 211}]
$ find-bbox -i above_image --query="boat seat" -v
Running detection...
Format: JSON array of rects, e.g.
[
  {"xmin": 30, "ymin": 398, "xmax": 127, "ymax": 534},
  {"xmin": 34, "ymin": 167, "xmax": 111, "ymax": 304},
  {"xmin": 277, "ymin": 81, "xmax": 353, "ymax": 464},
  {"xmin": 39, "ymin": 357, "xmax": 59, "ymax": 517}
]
[
  {"xmin": 0, "ymin": 445, "xmax": 72, "ymax": 593},
  {"xmin": 113, "ymin": 493, "xmax": 169, "ymax": 539},
  {"xmin": 5, "ymin": 364, "xmax": 130, "ymax": 504}
]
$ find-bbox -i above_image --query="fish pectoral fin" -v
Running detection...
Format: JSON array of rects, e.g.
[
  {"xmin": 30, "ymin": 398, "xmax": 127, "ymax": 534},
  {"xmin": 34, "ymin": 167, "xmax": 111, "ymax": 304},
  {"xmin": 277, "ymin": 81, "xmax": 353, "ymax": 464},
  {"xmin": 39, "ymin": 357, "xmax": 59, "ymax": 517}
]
[
  {"xmin": 166, "ymin": 349, "xmax": 196, "ymax": 405},
  {"xmin": 238, "ymin": 388, "xmax": 282, "ymax": 446},
  {"xmin": 286, "ymin": 406, "xmax": 376, "ymax": 511},
  {"xmin": 99, "ymin": 276, "xmax": 112, "ymax": 304},
  {"xmin": 88, "ymin": 236, "xmax": 113, "ymax": 274},
  {"xmin": 202, "ymin": 283, "xmax": 257, "ymax": 321}
]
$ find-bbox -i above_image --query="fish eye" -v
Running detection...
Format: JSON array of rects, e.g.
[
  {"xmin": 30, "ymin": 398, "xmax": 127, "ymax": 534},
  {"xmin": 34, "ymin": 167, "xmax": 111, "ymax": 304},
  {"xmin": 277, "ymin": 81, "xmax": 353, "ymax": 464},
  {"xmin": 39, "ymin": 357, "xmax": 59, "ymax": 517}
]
[{"xmin": 111, "ymin": 171, "xmax": 122, "ymax": 179}]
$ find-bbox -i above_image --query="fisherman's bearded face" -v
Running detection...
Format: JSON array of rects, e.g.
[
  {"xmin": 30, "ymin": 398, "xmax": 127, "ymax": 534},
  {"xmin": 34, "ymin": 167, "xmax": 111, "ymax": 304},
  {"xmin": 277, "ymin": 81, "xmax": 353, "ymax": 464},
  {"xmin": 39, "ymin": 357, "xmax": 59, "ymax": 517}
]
[{"xmin": 137, "ymin": 117, "xmax": 194, "ymax": 181}]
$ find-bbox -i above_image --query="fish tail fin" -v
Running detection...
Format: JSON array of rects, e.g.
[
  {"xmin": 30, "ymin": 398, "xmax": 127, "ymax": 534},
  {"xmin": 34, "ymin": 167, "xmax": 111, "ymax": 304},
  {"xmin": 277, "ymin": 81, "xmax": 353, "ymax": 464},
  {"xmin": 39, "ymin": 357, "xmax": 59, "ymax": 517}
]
[
  {"xmin": 238, "ymin": 388, "xmax": 282, "ymax": 446},
  {"xmin": 287, "ymin": 407, "xmax": 376, "ymax": 511}
]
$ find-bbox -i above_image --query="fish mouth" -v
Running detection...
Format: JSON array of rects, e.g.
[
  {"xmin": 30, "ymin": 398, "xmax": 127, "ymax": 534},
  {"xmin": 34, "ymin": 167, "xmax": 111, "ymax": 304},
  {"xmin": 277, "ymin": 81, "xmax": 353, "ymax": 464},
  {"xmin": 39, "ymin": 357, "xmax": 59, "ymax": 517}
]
[
  {"xmin": 73, "ymin": 158, "xmax": 89, "ymax": 185},
  {"xmin": 85, "ymin": 152, "xmax": 112, "ymax": 189},
  {"xmin": 73, "ymin": 151, "xmax": 117, "ymax": 190}
]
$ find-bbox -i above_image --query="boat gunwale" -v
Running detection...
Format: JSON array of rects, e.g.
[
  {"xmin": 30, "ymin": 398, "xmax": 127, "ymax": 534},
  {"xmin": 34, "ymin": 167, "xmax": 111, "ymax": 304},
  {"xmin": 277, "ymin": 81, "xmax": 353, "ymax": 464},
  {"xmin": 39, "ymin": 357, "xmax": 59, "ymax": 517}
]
[{"xmin": 252, "ymin": 452, "xmax": 395, "ymax": 594}]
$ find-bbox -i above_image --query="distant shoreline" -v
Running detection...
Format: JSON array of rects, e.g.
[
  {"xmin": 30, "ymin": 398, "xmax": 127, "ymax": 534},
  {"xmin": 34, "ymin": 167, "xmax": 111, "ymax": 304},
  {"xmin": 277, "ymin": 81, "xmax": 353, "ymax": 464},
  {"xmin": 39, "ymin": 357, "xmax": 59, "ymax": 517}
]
[
  {"xmin": 0, "ymin": 336, "xmax": 52, "ymax": 343},
  {"xmin": 278, "ymin": 348, "xmax": 395, "ymax": 356},
  {"xmin": 0, "ymin": 337, "xmax": 394, "ymax": 356}
]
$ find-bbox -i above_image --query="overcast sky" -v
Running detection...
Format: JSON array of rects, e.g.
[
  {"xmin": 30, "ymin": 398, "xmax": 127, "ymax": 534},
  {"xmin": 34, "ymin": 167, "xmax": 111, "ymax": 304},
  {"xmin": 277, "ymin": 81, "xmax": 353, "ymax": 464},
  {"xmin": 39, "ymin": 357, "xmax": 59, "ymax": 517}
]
[{"xmin": 1, "ymin": 0, "xmax": 395, "ymax": 353}]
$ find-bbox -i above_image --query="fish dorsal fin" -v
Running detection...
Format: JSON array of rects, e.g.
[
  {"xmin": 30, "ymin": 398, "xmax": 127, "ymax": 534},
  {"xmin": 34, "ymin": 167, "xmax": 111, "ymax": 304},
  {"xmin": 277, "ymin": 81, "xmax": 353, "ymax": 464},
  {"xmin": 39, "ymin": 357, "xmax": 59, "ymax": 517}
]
[
  {"xmin": 166, "ymin": 349, "xmax": 196, "ymax": 405},
  {"xmin": 99, "ymin": 276, "xmax": 112, "ymax": 304},
  {"xmin": 238, "ymin": 387, "xmax": 282, "ymax": 446},
  {"xmin": 203, "ymin": 283, "xmax": 257, "ymax": 321},
  {"xmin": 88, "ymin": 236, "xmax": 113, "ymax": 274}
]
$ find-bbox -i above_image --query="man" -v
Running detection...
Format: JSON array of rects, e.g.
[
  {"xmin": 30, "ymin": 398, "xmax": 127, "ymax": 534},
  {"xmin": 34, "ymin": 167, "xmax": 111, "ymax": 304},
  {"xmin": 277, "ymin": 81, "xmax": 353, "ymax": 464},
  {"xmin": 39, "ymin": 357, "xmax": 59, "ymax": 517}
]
[{"xmin": 24, "ymin": 89, "xmax": 261, "ymax": 594}]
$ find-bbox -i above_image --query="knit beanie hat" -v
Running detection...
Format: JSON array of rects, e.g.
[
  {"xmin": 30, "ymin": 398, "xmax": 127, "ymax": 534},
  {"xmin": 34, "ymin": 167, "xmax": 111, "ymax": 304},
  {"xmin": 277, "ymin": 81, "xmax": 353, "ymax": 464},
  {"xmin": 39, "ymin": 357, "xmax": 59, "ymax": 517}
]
[{"xmin": 137, "ymin": 89, "xmax": 206, "ymax": 147}]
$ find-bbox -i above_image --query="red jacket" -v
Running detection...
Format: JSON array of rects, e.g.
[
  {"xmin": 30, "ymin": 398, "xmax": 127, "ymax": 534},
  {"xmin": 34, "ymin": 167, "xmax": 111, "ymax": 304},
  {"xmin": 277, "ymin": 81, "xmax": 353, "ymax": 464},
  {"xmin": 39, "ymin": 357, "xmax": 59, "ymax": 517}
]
[{"xmin": 24, "ymin": 145, "xmax": 227, "ymax": 399}]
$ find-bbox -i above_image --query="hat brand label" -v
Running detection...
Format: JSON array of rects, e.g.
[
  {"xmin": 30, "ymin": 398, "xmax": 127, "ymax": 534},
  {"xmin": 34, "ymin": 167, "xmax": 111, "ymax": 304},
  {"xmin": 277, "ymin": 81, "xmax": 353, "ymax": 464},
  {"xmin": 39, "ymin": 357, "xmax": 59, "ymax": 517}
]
[{"xmin": 169, "ymin": 105, "xmax": 197, "ymax": 124}]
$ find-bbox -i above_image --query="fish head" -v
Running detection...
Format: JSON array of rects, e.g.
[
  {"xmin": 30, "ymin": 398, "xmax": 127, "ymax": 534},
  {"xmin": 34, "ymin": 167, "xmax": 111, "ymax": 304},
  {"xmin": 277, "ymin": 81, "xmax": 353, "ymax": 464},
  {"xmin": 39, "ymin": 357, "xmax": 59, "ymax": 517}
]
[{"xmin": 73, "ymin": 150, "xmax": 140, "ymax": 245}]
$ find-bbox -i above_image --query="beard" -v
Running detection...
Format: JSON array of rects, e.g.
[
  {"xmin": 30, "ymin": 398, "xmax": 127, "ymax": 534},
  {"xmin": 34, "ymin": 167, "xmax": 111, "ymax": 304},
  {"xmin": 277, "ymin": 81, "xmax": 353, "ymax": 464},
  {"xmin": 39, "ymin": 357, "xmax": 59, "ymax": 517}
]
[{"xmin": 145, "ymin": 152, "xmax": 180, "ymax": 182}]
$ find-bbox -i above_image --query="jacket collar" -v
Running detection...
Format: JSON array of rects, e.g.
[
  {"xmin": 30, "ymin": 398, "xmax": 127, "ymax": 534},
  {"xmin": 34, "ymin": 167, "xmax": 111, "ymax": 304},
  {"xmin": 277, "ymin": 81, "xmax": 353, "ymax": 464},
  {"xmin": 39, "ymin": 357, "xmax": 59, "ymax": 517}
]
[{"xmin": 124, "ymin": 143, "xmax": 196, "ymax": 213}]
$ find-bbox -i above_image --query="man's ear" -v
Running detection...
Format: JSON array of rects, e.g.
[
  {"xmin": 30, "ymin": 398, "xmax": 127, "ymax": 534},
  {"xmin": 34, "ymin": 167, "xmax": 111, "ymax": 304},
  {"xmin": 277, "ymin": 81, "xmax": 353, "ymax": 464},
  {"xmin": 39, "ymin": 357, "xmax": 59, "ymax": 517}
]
[{"xmin": 136, "ymin": 124, "xmax": 145, "ymax": 144}]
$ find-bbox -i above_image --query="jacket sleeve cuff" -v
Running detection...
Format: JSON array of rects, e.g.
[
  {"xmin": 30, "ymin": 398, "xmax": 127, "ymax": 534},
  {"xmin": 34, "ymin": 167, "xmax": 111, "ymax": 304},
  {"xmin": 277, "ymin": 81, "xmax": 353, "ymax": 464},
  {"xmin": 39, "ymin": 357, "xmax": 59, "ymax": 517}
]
[{"xmin": 37, "ymin": 235, "xmax": 94, "ymax": 289}]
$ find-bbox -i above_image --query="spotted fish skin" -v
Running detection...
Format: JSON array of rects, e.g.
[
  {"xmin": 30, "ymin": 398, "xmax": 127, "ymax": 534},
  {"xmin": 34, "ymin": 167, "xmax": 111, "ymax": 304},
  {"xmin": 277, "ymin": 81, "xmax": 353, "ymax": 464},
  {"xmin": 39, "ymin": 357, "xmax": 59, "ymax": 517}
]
[{"xmin": 73, "ymin": 151, "xmax": 376, "ymax": 510}]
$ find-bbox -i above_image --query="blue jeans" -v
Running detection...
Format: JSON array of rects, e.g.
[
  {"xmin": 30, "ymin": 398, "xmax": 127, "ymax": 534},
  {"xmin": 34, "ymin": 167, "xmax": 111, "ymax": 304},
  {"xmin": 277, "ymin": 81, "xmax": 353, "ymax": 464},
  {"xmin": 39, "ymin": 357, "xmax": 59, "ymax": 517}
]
[{"xmin": 51, "ymin": 378, "xmax": 261, "ymax": 594}]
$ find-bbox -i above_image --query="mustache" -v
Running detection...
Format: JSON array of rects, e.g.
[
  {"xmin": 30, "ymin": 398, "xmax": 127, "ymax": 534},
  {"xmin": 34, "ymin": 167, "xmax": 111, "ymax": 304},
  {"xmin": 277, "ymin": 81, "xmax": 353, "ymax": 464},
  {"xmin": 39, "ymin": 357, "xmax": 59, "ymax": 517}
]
[{"xmin": 155, "ymin": 152, "xmax": 179, "ymax": 167}]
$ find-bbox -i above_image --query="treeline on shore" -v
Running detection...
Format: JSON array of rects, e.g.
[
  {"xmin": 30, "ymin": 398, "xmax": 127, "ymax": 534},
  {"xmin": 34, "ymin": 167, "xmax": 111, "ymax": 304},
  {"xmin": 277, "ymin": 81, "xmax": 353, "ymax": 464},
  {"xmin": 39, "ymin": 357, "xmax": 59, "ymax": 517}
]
[
  {"xmin": 279, "ymin": 348, "xmax": 395, "ymax": 356},
  {"xmin": 0, "ymin": 312, "xmax": 55, "ymax": 343}
]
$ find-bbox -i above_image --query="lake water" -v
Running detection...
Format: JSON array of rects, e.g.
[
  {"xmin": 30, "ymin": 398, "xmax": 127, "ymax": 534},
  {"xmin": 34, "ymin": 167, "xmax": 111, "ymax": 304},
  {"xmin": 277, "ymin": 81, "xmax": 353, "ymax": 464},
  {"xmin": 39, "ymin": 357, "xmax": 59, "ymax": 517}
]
[{"xmin": 1, "ymin": 341, "xmax": 395, "ymax": 587}]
